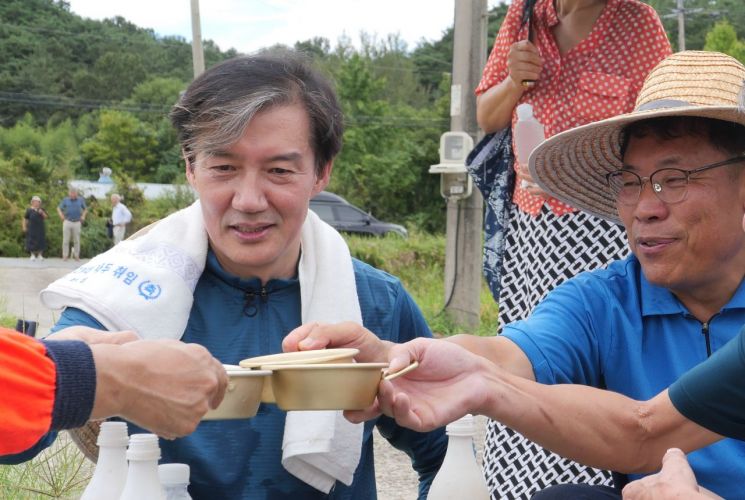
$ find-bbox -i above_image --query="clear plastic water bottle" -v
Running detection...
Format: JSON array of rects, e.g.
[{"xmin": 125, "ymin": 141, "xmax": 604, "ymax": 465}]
[
  {"xmin": 80, "ymin": 421, "xmax": 129, "ymax": 500},
  {"xmin": 514, "ymin": 103, "xmax": 546, "ymax": 169},
  {"xmin": 427, "ymin": 414, "xmax": 489, "ymax": 500},
  {"xmin": 119, "ymin": 433, "xmax": 166, "ymax": 500},
  {"xmin": 159, "ymin": 463, "xmax": 193, "ymax": 500}
]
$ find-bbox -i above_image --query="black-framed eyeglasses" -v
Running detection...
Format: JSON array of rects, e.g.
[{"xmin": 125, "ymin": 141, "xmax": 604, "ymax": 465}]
[{"xmin": 605, "ymin": 155, "xmax": 745, "ymax": 205}]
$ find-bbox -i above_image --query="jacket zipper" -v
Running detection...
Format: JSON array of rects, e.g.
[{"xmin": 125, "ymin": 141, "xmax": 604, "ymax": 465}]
[
  {"xmin": 701, "ymin": 321, "xmax": 712, "ymax": 358},
  {"xmin": 243, "ymin": 286, "xmax": 269, "ymax": 317}
]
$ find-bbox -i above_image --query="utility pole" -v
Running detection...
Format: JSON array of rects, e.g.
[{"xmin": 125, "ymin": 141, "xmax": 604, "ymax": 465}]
[
  {"xmin": 444, "ymin": 0, "xmax": 488, "ymax": 330},
  {"xmin": 663, "ymin": 0, "xmax": 711, "ymax": 52},
  {"xmin": 677, "ymin": 0, "xmax": 686, "ymax": 51},
  {"xmin": 190, "ymin": 0, "xmax": 205, "ymax": 78}
]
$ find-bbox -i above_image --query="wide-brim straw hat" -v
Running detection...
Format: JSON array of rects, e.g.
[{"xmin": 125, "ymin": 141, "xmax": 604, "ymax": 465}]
[{"xmin": 529, "ymin": 51, "xmax": 745, "ymax": 224}]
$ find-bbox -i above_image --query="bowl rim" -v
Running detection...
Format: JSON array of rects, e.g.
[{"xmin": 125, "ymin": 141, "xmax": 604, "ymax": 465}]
[
  {"xmin": 238, "ymin": 348, "xmax": 360, "ymax": 368},
  {"xmin": 222, "ymin": 365, "xmax": 272, "ymax": 377},
  {"xmin": 227, "ymin": 369, "xmax": 272, "ymax": 377},
  {"xmin": 261, "ymin": 362, "xmax": 389, "ymax": 371}
]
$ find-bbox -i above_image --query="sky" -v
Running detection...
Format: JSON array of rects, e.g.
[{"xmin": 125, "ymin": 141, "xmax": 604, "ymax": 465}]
[{"xmin": 66, "ymin": 0, "xmax": 504, "ymax": 54}]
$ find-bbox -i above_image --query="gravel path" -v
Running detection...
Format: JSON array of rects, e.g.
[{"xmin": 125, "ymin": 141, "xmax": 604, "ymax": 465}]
[{"xmin": 0, "ymin": 258, "xmax": 490, "ymax": 499}]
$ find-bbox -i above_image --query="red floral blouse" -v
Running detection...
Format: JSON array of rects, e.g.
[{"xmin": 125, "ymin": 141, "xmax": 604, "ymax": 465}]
[{"xmin": 475, "ymin": 0, "xmax": 671, "ymax": 216}]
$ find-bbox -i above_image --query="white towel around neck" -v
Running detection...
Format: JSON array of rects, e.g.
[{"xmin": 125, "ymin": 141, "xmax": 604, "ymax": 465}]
[{"xmin": 40, "ymin": 201, "xmax": 363, "ymax": 493}]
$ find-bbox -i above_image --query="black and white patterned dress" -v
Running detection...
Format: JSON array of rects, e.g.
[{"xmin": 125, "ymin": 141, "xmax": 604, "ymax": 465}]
[{"xmin": 482, "ymin": 203, "xmax": 628, "ymax": 499}]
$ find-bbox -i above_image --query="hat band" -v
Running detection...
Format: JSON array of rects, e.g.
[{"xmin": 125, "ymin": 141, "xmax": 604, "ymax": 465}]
[{"xmin": 636, "ymin": 99, "xmax": 690, "ymax": 112}]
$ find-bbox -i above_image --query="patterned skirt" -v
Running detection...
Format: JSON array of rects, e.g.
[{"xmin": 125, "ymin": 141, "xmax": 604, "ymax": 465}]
[{"xmin": 484, "ymin": 203, "xmax": 629, "ymax": 499}]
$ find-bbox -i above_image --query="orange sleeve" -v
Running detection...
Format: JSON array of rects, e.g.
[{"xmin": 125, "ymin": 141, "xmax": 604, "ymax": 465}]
[{"xmin": 0, "ymin": 328, "xmax": 57, "ymax": 455}]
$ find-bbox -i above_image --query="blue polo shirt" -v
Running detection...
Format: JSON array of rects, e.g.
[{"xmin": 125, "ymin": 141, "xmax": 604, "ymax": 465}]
[
  {"xmin": 669, "ymin": 326, "xmax": 745, "ymax": 441},
  {"xmin": 503, "ymin": 255, "xmax": 745, "ymax": 499},
  {"xmin": 58, "ymin": 197, "xmax": 86, "ymax": 221}
]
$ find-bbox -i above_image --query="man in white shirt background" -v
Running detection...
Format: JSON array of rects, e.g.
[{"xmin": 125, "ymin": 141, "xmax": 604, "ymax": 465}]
[{"xmin": 110, "ymin": 193, "xmax": 132, "ymax": 245}]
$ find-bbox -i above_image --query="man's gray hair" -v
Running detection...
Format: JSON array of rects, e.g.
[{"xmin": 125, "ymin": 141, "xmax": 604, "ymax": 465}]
[{"xmin": 170, "ymin": 50, "xmax": 344, "ymax": 176}]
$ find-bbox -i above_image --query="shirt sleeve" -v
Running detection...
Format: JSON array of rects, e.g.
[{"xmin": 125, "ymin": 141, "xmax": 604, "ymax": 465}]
[
  {"xmin": 51, "ymin": 306, "xmax": 107, "ymax": 332},
  {"xmin": 669, "ymin": 327, "xmax": 745, "ymax": 441},
  {"xmin": 501, "ymin": 276, "xmax": 605, "ymax": 386},
  {"xmin": 0, "ymin": 329, "xmax": 94, "ymax": 457},
  {"xmin": 475, "ymin": 0, "xmax": 527, "ymax": 95}
]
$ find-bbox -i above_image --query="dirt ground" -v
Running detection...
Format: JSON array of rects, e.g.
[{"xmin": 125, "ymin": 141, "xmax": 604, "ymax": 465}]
[{"xmin": 0, "ymin": 257, "xmax": 488, "ymax": 499}]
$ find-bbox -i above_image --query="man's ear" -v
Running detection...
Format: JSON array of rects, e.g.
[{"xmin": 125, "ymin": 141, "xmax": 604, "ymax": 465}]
[
  {"xmin": 183, "ymin": 150, "xmax": 197, "ymax": 188},
  {"xmin": 312, "ymin": 161, "xmax": 333, "ymax": 196}
]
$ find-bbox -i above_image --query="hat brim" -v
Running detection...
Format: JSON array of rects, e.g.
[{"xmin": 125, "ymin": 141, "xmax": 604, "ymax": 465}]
[{"xmin": 529, "ymin": 105, "xmax": 745, "ymax": 224}]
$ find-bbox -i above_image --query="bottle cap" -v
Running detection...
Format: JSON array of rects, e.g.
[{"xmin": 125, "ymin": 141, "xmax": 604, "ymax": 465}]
[
  {"xmin": 97, "ymin": 421, "xmax": 129, "ymax": 447},
  {"xmin": 516, "ymin": 103, "xmax": 534, "ymax": 120},
  {"xmin": 158, "ymin": 463, "xmax": 190, "ymax": 485},
  {"xmin": 445, "ymin": 414, "xmax": 475, "ymax": 436},
  {"xmin": 126, "ymin": 433, "xmax": 161, "ymax": 461}
]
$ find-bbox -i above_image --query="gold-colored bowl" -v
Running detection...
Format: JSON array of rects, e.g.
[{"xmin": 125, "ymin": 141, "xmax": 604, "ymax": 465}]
[
  {"xmin": 239, "ymin": 349, "xmax": 360, "ymax": 403},
  {"xmin": 202, "ymin": 366, "xmax": 271, "ymax": 420},
  {"xmin": 264, "ymin": 362, "xmax": 389, "ymax": 411}
]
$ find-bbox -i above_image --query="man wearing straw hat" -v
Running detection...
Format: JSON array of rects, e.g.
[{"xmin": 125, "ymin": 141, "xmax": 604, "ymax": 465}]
[{"xmin": 288, "ymin": 50, "xmax": 745, "ymax": 499}]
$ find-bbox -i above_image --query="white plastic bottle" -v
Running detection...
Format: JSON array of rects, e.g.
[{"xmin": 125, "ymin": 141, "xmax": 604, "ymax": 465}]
[
  {"xmin": 513, "ymin": 103, "xmax": 546, "ymax": 169},
  {"xmin": 159, "ymin": 463, "xmax": 193, "ymax": 500},
  {"xmin": 80, "ymin": 421, "xmax": 129, "ymax": 500},
  {"xmin": 119, "ymin": 433, "xmax": 166, "ymax": 500},
  {"xmin": 427, "ymin": 414, "xmax": 490, "ymax": 500}
]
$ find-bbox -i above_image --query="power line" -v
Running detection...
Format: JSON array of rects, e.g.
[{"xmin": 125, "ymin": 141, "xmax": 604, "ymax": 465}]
[
  {"xmin": 0, "ymin": 91, "xmax": 448, "ymax": 128},
  {"xmin": 0, "ymin": 91, "xmax": 170, "ymax": 113}
]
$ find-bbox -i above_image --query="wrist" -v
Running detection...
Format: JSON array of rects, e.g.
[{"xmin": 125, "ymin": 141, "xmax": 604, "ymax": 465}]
[
  {"xmin": 376, "ymin": 340, "xmax": 395, "ymax": 362},
  {"xmin": 506, "ymin": 75, "xmax": 526, "ymax": 95},
  {"xmin": 478, "ymin": 360, "xmax": 514, "ymax": 419},
  {"xmin": 90, "ymin": 344, "xmax": 127, "ymax": 419}
]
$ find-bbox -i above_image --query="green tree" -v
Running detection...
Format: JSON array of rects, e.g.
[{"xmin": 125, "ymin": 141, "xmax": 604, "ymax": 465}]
[
  {"xmin": 646, "ymin": 0, "xmax": 744, "ymax": 51},
  {"xmin": 703, "ymin": 20, "xmax": 745, "ymax": 63},
  {"xmin": 331, "ymin": 54, "xmax": 445, "ymax": 231},
  {"xmin": 79, "ymin": 110, "xmax": 159, "ymax": 180}
]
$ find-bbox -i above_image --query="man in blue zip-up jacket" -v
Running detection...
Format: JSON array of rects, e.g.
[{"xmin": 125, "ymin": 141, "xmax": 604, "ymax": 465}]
[{"xmin": 4, "ymin": 51, "xmax": 446, "ymax": 499}]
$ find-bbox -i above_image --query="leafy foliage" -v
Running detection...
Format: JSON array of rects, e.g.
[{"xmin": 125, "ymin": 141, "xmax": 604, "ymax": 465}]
[
  {"xmin": 646, "ymin": 0, "xmax": 745, "ymax": 51},
  {"xmin": 703, "ymin": 20, "xmax": 745, "ymax": 62},
  {"xmin": 2, "ymin": 0, "xmax": 741, "ymax": 253}
]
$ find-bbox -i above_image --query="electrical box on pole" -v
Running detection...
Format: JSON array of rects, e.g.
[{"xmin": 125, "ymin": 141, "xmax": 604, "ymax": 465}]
[
  {"xmin": 429, "ymin": 132, "xmax": 474, "ymax": 200},
  {"xmin": 431, "ymin": 0, "xmax": 487, "ymax": 331}
]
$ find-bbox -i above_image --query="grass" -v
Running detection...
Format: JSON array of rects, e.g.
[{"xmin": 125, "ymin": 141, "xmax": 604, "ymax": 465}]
[
  {"xmin": 346, "ymin": 231, "xmax": 499, "ymax": 337},
  {"xmin": 0, "ymin": 297, "xmax": 18, "ymax": 329},
  {"xmin": 0, "ymin": 434, "xmax": 92, "ymax": 499}
]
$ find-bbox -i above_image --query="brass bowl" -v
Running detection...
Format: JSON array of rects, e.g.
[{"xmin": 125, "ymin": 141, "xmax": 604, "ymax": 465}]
[
  {"xmin": 202, "ymin": 366, "xmax": 271, "ymax": 420},
  {"xmin": 264, "ymin": 362, "xmax": 389, "ymax": 411},
  {"xmin": 239, "ymin": 349, "xmax": 360, "ymax": 403}
]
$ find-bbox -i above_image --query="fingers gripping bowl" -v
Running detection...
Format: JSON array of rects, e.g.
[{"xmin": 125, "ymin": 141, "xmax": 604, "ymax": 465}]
[{"xmin": 202, "ymin": 366, "xmax": 271, "ymax": 420}]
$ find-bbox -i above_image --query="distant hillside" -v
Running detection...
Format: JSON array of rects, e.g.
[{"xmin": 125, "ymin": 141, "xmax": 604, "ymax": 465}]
[{"xmin": 0, "ymin": 0, "xmax": 236, "ymax": 125}]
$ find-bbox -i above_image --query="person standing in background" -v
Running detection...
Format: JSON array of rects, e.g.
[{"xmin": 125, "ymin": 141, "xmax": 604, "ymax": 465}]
[
  {"xmin": 23, "ymin": 195, "xmax": 48, "ymax": 261},
  {"xmin": 472, "ymin": 0, "xmax": 671, "ymax": 496},
  {"xmin": 110, "ymin": 194, "xmax": 132, "ymax": 245},
  {"xmin": 57, "ymin": 187, "xmax": 87, "ymax": 261}
]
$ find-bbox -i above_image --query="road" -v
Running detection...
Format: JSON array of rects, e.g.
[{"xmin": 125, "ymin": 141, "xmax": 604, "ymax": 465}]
[{"xmin": 0, "ymin": 257, "xmax": 487, "ymax": 500}]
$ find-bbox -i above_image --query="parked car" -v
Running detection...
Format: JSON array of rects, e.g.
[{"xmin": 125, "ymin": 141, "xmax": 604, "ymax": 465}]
[{"xmin": 310, "ymin": 191, "xmax": 408, "ymax": 238}]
